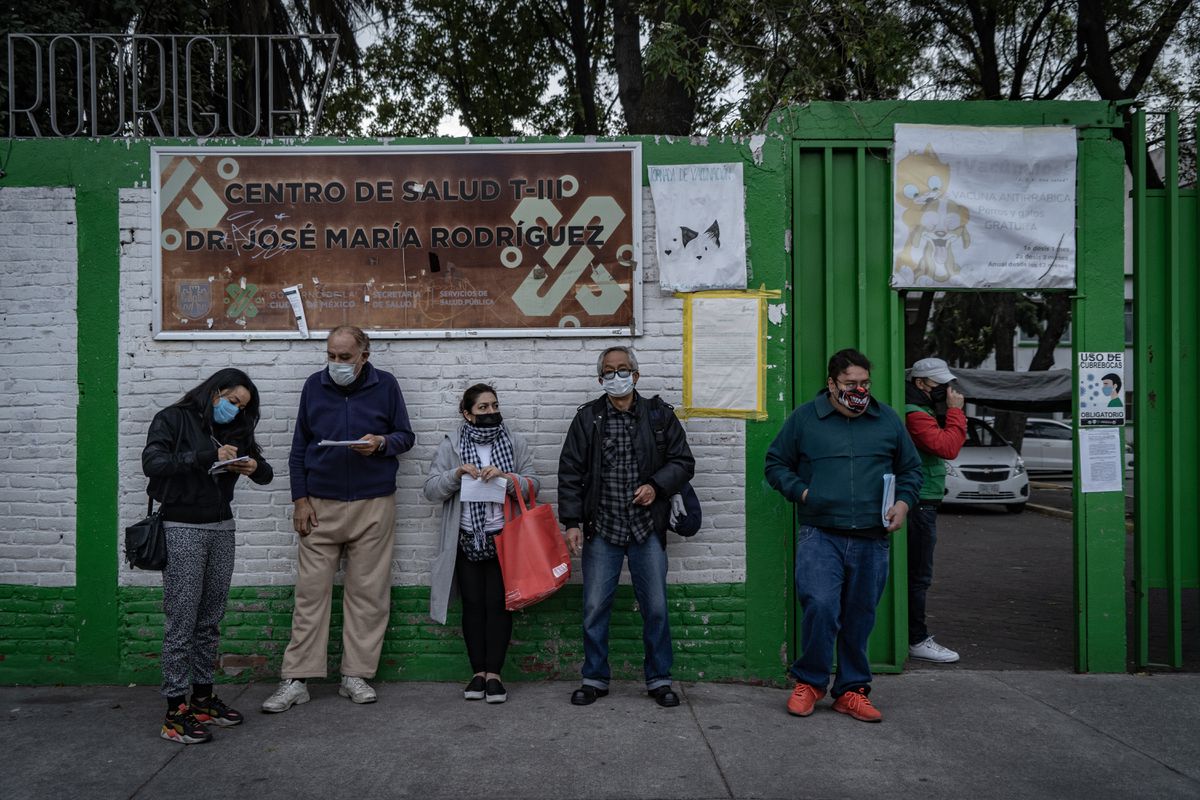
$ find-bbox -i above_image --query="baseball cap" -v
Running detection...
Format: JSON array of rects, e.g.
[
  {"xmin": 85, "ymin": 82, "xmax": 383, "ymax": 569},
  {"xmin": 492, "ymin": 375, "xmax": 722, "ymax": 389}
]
[{"xmin": 911, "ymin": 357, "xmax": 956, "ymax": 385}]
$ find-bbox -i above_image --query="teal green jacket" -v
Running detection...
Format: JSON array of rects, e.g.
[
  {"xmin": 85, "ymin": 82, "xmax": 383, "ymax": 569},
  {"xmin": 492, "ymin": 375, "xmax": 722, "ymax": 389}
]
[{"xmin": 765, "ymin": 391, "xmax": 923, "ymax": 531}]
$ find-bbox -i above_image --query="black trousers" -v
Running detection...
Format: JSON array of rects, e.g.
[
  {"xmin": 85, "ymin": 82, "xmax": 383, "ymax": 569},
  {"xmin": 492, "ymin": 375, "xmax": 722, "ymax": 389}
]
[{"xmin": 455, "ymin": 547, "xmax": 512, "ymax": 674}]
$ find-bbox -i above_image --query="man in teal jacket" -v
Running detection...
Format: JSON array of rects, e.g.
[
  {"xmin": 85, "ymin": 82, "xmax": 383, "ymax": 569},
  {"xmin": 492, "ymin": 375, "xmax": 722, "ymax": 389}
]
[{"xmin": 765, "ymin": 348, "xmax": 922, "ymax": 723}]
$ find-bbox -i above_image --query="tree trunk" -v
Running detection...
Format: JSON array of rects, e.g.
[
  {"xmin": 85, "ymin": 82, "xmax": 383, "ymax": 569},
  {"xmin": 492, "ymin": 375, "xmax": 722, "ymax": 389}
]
[
  {"xmin": 905, "ymin": 291, "xmax": 937, "ymax": 367},
  {"xmin": 610, "ymin": 0, "xmax": 712, "ymax": 134},
  {"xmin": 567, "ymin": 0, "xmax": 601, "ymax": 135},
  {"xmin": 990, "ymin": 294, "xmax": 1027, "ymax": 450}
]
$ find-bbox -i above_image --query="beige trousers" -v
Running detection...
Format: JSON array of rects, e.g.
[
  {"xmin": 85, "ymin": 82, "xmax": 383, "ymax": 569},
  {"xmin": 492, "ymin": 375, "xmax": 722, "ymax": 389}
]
[{"xmin": 281, "ymin": 495, "xmax": 396, "ymax": 679}]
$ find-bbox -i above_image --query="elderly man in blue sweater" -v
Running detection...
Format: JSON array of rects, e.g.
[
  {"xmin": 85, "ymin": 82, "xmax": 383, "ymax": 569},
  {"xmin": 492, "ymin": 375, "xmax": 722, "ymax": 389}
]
[
  {"xmin": 765, "ymin": 348, "xmax": 922, "ymax": 723},
  {"xmin": 262, "ymin": 325, "xmax": 415, "ymax": 713}
]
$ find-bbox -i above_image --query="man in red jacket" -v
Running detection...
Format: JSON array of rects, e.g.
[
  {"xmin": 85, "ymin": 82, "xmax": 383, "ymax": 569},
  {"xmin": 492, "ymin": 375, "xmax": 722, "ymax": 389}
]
[{"xmin": 904, "ymin": 358, "xmax": 967, "ymax": 663}]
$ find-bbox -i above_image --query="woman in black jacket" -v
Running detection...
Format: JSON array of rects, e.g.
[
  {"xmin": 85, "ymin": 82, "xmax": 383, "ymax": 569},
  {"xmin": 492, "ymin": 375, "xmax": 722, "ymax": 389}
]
[{"xmin": 141, "ymin": 367, "xmax": 272, "ymax": 744}]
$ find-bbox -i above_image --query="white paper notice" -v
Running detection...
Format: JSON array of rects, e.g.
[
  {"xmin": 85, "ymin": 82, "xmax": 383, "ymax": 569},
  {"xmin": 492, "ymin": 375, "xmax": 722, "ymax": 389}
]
[
  {"xmin": 689, "ymin": 296, "xmax": 759, "ymax": 412},
  {"xmin": 1078, "ymin": 427, "xmax": 1124, "ymax": 493},
  {"xmin": 282, "ymin": 284, "xmax": 310, "ymax": 338},
  {"xmin": 648, "ymin": 163, "xmax": 747, "ymax": 292},
  {"xmin": 460, "ymin": 476, "xmax": 507, "ymax": 503}
]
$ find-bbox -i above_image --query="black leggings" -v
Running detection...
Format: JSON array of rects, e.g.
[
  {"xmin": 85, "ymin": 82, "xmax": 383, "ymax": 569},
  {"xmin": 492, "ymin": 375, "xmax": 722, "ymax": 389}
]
[{"xmin": 455, "ymin": 547, "xmax": 512, "ymax": 674}]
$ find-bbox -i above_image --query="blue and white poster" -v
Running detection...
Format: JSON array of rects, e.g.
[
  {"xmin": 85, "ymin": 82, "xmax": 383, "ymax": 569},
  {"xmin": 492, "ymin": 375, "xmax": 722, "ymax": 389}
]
[{"xmin": 1078, "ymin": 351, "xmax": 1125, "ymax": 426}]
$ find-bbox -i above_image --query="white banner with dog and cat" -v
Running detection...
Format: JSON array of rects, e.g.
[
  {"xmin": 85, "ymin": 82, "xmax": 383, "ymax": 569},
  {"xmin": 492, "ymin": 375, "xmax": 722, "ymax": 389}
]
[
  {"xmin": 648, "ymin": 162, "xmax": 747, "ymax": 292},
  {"xmin": 890, "ymin": 124, "xmax": 1077, "ymax": 291}
]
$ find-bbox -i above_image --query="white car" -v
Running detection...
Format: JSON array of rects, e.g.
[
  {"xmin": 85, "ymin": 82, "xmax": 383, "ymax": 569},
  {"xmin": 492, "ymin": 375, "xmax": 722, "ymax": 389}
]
[
  {"xmin": 943, "ymin": 417, "xmax": 1029, "ymax": 513},
  {"xmin": 1022, "ymin": 418, "xmax": 1134, "ymax": 473}
]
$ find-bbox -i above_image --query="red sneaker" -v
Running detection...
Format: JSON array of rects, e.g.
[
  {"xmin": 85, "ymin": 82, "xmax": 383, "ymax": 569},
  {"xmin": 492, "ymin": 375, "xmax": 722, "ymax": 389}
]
[
  {"xmin": 786, "ymin": 682, "xmax": 826, "ymax": 717},
  {"xmin": 832, "ymin": 688, "xmax": 882, "ymax": 722}
]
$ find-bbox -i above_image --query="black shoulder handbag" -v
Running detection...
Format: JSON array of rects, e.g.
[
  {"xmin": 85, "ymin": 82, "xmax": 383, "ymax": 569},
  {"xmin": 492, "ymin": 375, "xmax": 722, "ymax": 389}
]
[
  {"xmin": 124, "ymin": 496, "xmax": 168, "ymax": 570},
  {"xmin": 125, "ymin": 411, "xmax": 185, "ymax": 570},
  {"xmin": 649, "ymin": 395, "xmax": 703, "ymax": 537}
]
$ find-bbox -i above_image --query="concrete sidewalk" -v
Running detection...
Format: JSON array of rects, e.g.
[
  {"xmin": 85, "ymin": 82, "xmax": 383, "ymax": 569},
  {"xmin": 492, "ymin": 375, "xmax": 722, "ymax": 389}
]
[{"xmin": 5, "ymin": 673, "xmax": 1199, "ymax": 800}]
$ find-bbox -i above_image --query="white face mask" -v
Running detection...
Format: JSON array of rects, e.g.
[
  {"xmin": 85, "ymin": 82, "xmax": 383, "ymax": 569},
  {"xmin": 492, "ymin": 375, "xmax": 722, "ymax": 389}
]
[
  {"xmin": 601, "ymin": 373, "xmax": 635, "ymax": 398},
  {"xmin": 328, "ymin": 362, "xmax": 358, "ymax": 386}
]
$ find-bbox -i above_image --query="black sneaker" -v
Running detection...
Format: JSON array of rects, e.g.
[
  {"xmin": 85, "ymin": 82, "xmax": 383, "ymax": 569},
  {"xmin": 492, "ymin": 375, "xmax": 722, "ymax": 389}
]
[
  {"xmin": 464, "ymin": 675, "xmax": 486, "ymax": 700},
  {"xmin": 161, "ymin": 703, "xmax": 212, "ymax": 744},
  {"xmin": 190, "ymin": 694, "xmax": 244, "ymax": 727},
  {"xmin": 485, "ymin": 678, "xmax": 507, "ymax": 704}
]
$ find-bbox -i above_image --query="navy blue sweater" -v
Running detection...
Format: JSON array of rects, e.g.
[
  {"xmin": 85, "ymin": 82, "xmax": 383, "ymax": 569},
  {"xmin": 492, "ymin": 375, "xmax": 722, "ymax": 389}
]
[{"xmin": 289, "ymin": 362, "xmax": 415, "ymax": 501}]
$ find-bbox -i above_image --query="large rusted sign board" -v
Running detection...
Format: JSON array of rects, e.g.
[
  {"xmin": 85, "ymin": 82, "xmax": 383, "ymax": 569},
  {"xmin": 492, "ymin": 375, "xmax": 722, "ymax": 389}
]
[{"xmin": 151, "ymin": 144, "xmax": 642, "ymax": 338}]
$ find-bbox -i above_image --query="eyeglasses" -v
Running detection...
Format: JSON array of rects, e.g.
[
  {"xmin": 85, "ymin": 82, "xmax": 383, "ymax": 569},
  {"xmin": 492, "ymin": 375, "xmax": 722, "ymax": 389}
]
[
  {"xmin": 835, "ymin": 380, "xmax": 871, "ymax": 391},
  {"xmin": 600, "ymin": 369, "xmax": 634, "ymax": 380}
]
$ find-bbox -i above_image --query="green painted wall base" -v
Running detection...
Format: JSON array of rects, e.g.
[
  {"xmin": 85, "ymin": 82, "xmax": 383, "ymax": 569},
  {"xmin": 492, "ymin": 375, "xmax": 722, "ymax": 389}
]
[{"xmin": 2, "ymin": 582, "xmax": 756, "ymax": 686}]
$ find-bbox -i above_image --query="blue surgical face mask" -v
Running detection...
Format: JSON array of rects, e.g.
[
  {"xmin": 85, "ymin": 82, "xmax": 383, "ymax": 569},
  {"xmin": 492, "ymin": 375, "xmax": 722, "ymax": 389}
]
[
  {"xmin": 601, "ymin": 373, "xmax": 635, "ymax": 398},
  {"xmin": 1102, "ymin": 385, "xmax": 1113, "ymax": 396},
  {"xmin": 328, "ymin": 362, "xmax": 358, "ymax": 386},
  {"xmin": 213, "ymin": 396, "xmax": 240, "ymax": 424}
]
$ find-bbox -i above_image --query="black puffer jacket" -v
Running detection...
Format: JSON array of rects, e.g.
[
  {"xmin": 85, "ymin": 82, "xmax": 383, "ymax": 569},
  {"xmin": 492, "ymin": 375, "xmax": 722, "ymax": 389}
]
[
  {"xmin": 557, "ymin": 392, "xmax": 695, "ymax": 545},
  {"xmin": 142, "ymin": 405, "xmax": 273, "ymax": 524}
]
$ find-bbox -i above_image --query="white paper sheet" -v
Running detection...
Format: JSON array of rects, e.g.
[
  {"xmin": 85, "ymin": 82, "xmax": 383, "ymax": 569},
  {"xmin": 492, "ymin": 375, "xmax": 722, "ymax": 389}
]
[
  {"xmin": 688, "ymin": 296, "xmax": 759, "ymax": 411},
  {"xmin": 648, "ymin": 163, "xmax": 747, "ymax": 291},
  {"xmin": 282, "ymin": 284, "xmax": 310, "ymax": 338},
  {"xmin": 881, "ymin": 473, "xmax": 896, "ymax": 526},
  {"xmin": 1078, "ymin": 427, "xmax": 1124, "ymax": 494},
  {"xmin": 208, "ymin": 455, "xmax": 250, "ymax": 474},
  {"xmin": 460, "ymin": 476, "xmax": 507, "ymax": 503}
]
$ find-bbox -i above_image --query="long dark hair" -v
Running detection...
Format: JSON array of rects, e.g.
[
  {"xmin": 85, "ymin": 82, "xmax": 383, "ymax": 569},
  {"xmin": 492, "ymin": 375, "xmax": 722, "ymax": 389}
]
[{"xmin": 172, "ymin": 367, "xmax": 263, "ymax": 458}]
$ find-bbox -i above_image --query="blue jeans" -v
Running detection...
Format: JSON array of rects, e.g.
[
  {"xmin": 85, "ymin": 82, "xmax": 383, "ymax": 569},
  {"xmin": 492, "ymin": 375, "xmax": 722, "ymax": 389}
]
[
  {"xmin": 906, "ymin": 503, "xmax": 939, "ymax": 645},
  {"xmin": 581, "ymin": 534, "xmax": 672, "ymax": 691},
  {"xmin": 790, "ymin": 525, "xmax": 890, "ymax": 697}
]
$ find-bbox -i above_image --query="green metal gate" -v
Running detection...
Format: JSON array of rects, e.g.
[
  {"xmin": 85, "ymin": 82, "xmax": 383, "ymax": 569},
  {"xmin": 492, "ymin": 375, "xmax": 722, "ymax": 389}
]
[
  {"xmin": 788, "ymin": 102, "xmax": 1129, "ymax": 672},
  {"xmin": 791, "ymin": 140, "xmax": 908, "ymax": 672},
  {"xmin": 1131, "ymin": 109, "xmax": 1200, "ymax": 669}
]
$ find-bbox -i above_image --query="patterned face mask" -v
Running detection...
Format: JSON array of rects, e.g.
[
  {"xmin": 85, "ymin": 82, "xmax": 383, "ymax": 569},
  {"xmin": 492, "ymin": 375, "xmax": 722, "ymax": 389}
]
[{"xmin": 838, "ymin": 385, "xmax": 871, "ymax": 414}]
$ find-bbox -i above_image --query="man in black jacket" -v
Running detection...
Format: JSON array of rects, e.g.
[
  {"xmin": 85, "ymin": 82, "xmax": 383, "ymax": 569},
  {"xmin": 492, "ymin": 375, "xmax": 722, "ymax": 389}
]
[{"xmin": 558, "ymin": 346, "xmax": 695, "ymax": 708}]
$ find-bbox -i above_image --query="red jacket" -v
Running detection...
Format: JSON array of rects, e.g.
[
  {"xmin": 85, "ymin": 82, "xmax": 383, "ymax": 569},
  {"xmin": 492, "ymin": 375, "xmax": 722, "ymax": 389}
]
[{"xmin": 905, "ymin": 406, "xmax": 967, "ymax": 460}]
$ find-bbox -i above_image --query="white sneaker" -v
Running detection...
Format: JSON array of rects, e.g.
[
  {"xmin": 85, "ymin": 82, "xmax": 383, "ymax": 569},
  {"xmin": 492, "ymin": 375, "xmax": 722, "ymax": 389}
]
[
  {"xmin": 339, "ymin": 676, "xmax": 377, "ymax": 704},
  {"xmin": 909, "ymin": 636, "xmax": 960, "ymax": 663},
  {"xmin": 261, "ymin": 679, "xmax": 310, "ymax": 713}
]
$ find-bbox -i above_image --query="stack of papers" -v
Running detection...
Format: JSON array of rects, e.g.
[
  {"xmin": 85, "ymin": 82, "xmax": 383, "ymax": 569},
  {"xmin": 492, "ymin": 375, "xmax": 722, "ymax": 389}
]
[
  {"xmin": 881, "ymin": 473, "xmax": 896, "ymax": 526},
  {"xmin": 209, "ymin": 456, "xmax": 250, "ymax": 474}
]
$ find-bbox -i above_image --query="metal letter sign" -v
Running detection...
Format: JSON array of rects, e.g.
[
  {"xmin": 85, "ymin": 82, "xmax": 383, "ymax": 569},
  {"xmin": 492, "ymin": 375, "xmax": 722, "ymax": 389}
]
[{"xmin": 151, "ymin": 144, "xmax": 643, "ymax": 339}]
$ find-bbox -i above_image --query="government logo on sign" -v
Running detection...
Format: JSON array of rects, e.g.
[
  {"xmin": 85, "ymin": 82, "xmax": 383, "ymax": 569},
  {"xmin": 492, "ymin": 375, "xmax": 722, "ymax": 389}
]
[
  {"xmin": 176, "ymin": 281, "xmax": 212, "ymax": 318},
  {"xmin": 225, "ymin": 283, "xmax": 262, "ymax": 318}
]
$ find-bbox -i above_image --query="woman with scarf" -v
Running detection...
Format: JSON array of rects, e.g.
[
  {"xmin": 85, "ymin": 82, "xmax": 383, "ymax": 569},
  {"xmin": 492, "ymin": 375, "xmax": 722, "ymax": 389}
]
[
  {"xmin": 141, "ymin": 367, "xmax": 273, "ymax": 743},
  {"xmin": 424, "ymin": 383, "xmax": 539, "ymax": 704}
]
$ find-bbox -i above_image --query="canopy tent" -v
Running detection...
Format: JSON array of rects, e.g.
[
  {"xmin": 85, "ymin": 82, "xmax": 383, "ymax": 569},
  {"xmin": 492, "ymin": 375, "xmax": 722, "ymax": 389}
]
[{"xmin": 907, "ymin": 367, "xmax": 1073, "ymax": 413}]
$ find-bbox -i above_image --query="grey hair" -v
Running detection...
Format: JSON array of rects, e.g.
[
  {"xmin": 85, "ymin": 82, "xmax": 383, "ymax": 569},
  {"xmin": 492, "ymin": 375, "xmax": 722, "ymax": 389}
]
[
  {"xmin": 596, "ymin": 346, "xmax": 639, "ymax": 376},
  {"xmin": 328, "ymin": 325, "xmax": 370, "ymax": 353}
]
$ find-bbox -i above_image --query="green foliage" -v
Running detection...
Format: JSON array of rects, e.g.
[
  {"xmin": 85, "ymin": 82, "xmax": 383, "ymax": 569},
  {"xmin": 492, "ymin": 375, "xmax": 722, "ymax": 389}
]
[{"xmin": 710, "ymin": 0, "xmax": 927, "ymax": 132}]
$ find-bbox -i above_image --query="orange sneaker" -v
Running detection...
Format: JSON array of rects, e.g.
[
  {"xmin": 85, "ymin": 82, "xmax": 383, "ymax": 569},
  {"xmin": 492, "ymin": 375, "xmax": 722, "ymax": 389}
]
[
  {"xmin": 786, "ymin": 682, "xmax": 826, "ymax": 716},
  {"xmin": 832, "ymin": 688, "xmax": 882, "ymax": 722}
]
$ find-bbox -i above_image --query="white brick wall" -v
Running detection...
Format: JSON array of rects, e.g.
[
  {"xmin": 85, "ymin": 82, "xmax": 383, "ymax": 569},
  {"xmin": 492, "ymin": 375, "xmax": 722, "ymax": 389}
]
[
  {"xmin": 118, "ymin": 187, "xmax": 746, "ymax": 587},
  {"xmin": 0, "ymin": 188, "xmax": 79, "ymax": 587}
]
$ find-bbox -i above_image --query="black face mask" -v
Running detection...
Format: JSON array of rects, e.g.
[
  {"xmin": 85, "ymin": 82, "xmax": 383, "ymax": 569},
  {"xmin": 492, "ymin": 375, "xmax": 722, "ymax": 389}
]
[
  {"xmin": 472, "ymin": 412, "xmax": 503, "ymax": 428},
  {"xmin": 929, "ymin": 384, "xmax": 948, "ymax": 404}
]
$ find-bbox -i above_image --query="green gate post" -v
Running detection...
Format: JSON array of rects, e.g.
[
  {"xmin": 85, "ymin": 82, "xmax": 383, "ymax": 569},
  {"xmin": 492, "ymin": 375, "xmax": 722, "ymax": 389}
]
[{"xmin": 1072, "ymin": 127, "xmax": 1129, "ymax": 672}]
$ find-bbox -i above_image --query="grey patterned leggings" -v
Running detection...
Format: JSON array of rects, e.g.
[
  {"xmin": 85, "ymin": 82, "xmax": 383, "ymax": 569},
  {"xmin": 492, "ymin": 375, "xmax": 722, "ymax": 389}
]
[{"xmin": 160, "ymin": 526, "xmax": 236, "ymax": 698}]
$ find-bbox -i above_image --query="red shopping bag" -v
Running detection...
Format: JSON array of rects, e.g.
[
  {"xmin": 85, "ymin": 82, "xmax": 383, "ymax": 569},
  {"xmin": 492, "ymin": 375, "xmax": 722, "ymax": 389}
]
[{"xmin": 494, "ymin": 473, "xmax": 571, "ymax": 611}]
